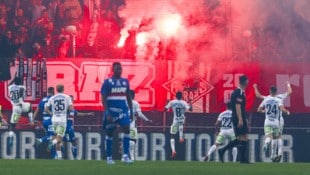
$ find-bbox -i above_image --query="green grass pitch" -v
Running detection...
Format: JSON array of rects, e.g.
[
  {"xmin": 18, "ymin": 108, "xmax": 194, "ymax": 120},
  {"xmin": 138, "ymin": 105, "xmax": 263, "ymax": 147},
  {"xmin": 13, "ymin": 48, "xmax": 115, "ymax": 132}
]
[{"xmin": 0, "ymin": 160, "xmax": 309, "ymax": 175}]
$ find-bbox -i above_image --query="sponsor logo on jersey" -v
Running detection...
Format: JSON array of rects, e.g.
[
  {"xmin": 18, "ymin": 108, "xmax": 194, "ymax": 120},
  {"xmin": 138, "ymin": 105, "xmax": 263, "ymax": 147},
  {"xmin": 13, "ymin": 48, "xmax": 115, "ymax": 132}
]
[{"xmin": 111, "ymin": 87, "xmax": 127, "ymax": 93}]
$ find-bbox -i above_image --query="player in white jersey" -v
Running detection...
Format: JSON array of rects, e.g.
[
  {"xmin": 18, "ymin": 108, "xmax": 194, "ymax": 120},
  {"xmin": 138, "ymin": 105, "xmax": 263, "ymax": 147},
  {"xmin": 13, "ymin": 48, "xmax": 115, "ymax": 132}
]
[
  {"xmin": 254, "ymin": 82, "xmax": 292, "ymax": 161},
  {"xmin": 204, "ymin": 102, "xmax": 237, "ymax": 162},
  {"xmin": 7, "ymin": 77, "xmax": 34, "ymax": 149},
  {"xmin": 257, "ymin": 86, "xmax": 290, "ymax": 161},
  {"xmin": 165, "ymin": 91, "xmax": 192, "ymax": 159},
  {"xmin": 45, "ymin": 84, "xmax": 73, "ymax": 159},
  {"xmin": 125, "ymin": 90, "xmax": 152, "ymax": 161}
]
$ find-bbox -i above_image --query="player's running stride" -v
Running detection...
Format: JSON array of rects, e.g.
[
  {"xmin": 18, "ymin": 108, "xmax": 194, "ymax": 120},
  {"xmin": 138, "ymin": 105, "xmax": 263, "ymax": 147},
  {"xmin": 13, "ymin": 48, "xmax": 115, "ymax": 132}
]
[
  {"xmin": 204, "ymin": 102, "xmax": 237, "ymax": 162},
  {"xmin": 8, "ymin": 76, "xmax": 34, "ymax": 150},
  {"xmin": 254, "ymin": 82, "xmax": 292, "ymax": 162},
  {"xmin": 101, "ymin": 62, "xmax": 133, "ymax": 164},
  {"xmin": 45, "ymin": 84, "xmax": 73, "ymax": 160},
  {"xmin": 257, "ymin": 86, "xmax": 290, "ymax": 161},
  {"xmin": 64, "ymin": 95, "xmax": 94, "ymax": 160},
  {"xmin": 33, "ymin": 87, "xmax": 56, "ymax": 158},
  {"xmin": 128, "ymin": 90, "xmax": 152, "ymax": 161},
  {"xmin": 165, "ymin": 91, "xmax": 192, "ymax": 159}
]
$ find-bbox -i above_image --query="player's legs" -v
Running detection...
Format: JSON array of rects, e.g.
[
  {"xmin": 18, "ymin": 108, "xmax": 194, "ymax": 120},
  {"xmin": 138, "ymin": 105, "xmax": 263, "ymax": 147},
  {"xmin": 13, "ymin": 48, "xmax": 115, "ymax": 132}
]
[
  {"xmin": 21, "ymin": 102, "xmax": 33, "ymax": 124},
  {"xmin": 67, "ymin": 127, "xmax": 78, "ymax": 159},
  {"xmin": 263, "ymin": 126, "xmax": 273, "ymax": 152},
  {"xmin": 51, "ymin": 120, "xmax": 66, "ymax": 159},
  {"xmin": 270, "ymin": 126, "xmax": 280, "ymax": 161},
  {"xmin": 205, "ymin": 133, "xmax": 223, "ymax": 161},
  {"xmin": 103, "ymin": 113, "xmax": 116, "ymax": 164},
  {"xmin": 178, "ymin": 124, "xmax": 184, "ymax": 143},
  {"xmin": 8, "ymin": 105, "xmax": 22, "ymax": 148},
  {"xmin": 170, "ymin": 122, "xmax": 179, "ymax": 159},
  {"xmin": 129, "ymin": 127, "xmax": 138, "ymax": 161},
  {"xmin": 119, "ymin": 114, "xmax": 132, "ymax": 163}
]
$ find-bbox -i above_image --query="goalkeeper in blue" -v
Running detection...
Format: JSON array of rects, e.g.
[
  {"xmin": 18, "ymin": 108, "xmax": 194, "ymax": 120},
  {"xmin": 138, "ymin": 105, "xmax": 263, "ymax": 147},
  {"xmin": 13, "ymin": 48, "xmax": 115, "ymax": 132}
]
[{"xmin": 101, "ymin": 62, "xmax": 133, "ymax": 164}]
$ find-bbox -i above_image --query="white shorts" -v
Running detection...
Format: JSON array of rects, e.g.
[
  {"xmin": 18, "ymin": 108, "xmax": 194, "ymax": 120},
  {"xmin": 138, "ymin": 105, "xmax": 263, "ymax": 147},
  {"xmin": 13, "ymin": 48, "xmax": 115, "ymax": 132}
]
[
  {"xmin": 130, "ymin": 127, "xmax": 138, "ymax": 140},
  {"xmin": 52, "ymin": 116, "xmax": 67, "ymax": 137},
  {"xmin": 10, "ymin": 102, "xmax": 31, "ymax": 124},
  {"xmin": 170, "ymin": 121, "xmax": 184, "ymax": 135},
  {"xmin": 215, "ymin": 128, "xmax": 235, "ymax": 145}
]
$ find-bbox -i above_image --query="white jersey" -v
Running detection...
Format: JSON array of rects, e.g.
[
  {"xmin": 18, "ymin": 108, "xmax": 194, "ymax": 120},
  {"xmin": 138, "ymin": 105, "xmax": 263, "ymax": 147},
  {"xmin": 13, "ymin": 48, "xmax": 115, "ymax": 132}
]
[
  {"xmin": 8, "ymin": 84, "xmax": 26, "ymax": 105},
  {"xmin": 130, "ymin": 100, "xmax": 149, "ymax": 128},
  {"xmin": 217, "ymin": 110, "xmax": 233, "ymax": 131},
  {"xmin": 46, "ymin": 93, "xmax": 72, "ymax": 121},
  {"xmin": 259, "ymin": 96, "xmax": 283, "ymax": 126},
  {"xmin": 165, "ymin": 99, "xmax": 190, "ymax": 123},
  {"xmin": 263, "ymin": 93, "xmax": 288, "ymax": 126}
]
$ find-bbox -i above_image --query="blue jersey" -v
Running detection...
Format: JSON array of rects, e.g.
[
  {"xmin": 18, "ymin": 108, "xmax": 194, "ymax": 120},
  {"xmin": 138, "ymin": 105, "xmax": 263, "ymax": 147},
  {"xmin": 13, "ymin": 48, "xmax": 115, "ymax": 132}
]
[
  {"xmin": 67, "ymin": 109, "xmax": 78, "ymax": 127},
  {"xmin": 39, "ymin": 95, "xmax": 52, "ymax": 122},
  {"xmin": 101, "ymin": 77, "xmax": 130, "ymax": 114}
]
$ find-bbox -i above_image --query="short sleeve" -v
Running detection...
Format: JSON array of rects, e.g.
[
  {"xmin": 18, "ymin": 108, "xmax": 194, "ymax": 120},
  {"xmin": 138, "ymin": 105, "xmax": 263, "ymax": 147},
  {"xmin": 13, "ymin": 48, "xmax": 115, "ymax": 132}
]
[
  {"xmin": 278, "ymin": 93, "xmax": 288, "ymax": 100},
  {"xmin": 101, "ymin": 79, "xmax": 109, "ymax": 96},
  {"xmin": 46, "ymin": 98, "xmax": 52, "ymax": 107},
  {"xmin": 184, "ymin": 101, "xmax": 190, "ymax": 110},
  {"xmin": 38, "ymin": 99, "xmax": 44, "ymax": 111},
  {"xmin": 231, "ymin": 89, "xmax": 244, "ymax": 104},
  {"xmin": 165, "ymin": 101, "xmax": 172, "ymax": 109},
  {"xmin": 259, "ymin": 99, "xmax": 266, "ymax": 108},
  {"xmin": 217, "ymin": 113, "xmax": 223, "ymax": 121},
  {"xmin": 67, "ymin": 96, "xmax": 73, "ymax": 106},
  {"xmin": 135, "ymin": 102, "xmax": 142, "ymax": 112}
]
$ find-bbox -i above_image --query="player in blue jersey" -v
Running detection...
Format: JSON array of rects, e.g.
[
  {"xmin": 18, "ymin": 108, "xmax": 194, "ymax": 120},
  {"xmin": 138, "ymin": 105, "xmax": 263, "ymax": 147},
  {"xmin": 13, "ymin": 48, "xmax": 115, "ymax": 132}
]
[
  {"xmin": 33, "ymin": 87, "xmax": 57, "ymax": 158},
  {"xmin": 64, "ymin": 95, "xmax": 94, "ymax": 160},
  {"xmin": 101, "ymin": 62, "xmax": 133, "ymax": 164}
]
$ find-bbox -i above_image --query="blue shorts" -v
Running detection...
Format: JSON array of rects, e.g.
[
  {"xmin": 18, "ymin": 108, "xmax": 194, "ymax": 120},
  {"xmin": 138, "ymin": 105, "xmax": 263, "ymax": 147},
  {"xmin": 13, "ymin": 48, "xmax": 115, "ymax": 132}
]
[
  {"xmin": 102, "ymin": 110, "xmax": 130, "ymax": 131},
  {"xmin": 64, "ymin": 121, "xmax": 76, "ymax": 143},
  {"xmin": 42, "ymin": 119, "xmax": 54, "ymax": 136}
]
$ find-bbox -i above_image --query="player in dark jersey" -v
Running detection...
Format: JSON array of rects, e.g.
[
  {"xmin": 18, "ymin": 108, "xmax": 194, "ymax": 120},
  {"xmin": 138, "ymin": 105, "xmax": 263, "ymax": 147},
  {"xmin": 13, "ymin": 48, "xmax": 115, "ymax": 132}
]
[
  {"xmin": 33, "ymin": 87, "xmax": 56, "ymax": 158},
  {"xmin": 101, "ymin": 62, "xmax": 133, "ymax": 164},
  {"xmin": 218, "ymin": 75, "xmax": 250, "ymax": 163},
  {"xmin": 64, "ymin": 95, "xmax": 94, "ymax": 160}
]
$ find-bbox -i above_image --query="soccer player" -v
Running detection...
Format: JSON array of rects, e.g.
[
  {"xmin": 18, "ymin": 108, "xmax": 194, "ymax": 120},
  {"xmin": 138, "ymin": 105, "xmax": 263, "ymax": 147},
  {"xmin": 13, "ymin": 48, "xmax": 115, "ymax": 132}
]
[
  {"xmin": 128, "ymin": 90, "xmax": 152, "ymax": 161},
  {"xmin": 253, "ymin": 82, "xmax": 292, "ymax": 162},
  {"xmin": 165, "ymin": 91, "xmax": 192, "ymax": 159},
  {"xmin": 204, "ymin": 102, "xmax": 237, "ymax": 162},
  {"xmin": 45, "ymin": 84, "xmax": 73, "ymax": 160},
  {"xmin": 8, "ymin": 76, "xmax": 34, "ymax": 148},
  {"xmin": 257, "ymin": 86, "xmax": 290, "ymax": 161},
  {"xmin": 101, "ymin": 62, "xmax": 133, "ymax": 164},
  {"xmin": 33, "ymin": 87, "xmax": 56, "ymax": 158},
  {"xmin": 64, "ymin": 95, "xmax": 94, "ymax": 160},
  {"xmin": 218, "ymin": 75, "xmax": 249, "ymax": 163}
]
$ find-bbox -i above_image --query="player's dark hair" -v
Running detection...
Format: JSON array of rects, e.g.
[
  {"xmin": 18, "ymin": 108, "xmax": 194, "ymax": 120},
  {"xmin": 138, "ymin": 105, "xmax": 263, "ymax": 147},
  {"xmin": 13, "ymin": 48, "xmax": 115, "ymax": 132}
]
[
  {"xmin": 47, "ymin": 87, "xmax": 54, "ymax": 95},
  {"xmin": 112, "ymin": 62, "xmax": 121, "ymax": 68},
  {"xmin": 239, "ymin": 75, "xmax": 248, "ymax": 86},
  {"xmin": 270, "ymin": 86, "xmax": 277, "ymax": 94},
  {"xmin": 226, "ymin": 101, "xmax": 232, "ymax": 110},
  {"xmin": 129, "ymin": 90, "xmax": 135, "ymax": 99},
  {"xmin": 176, "ymin": 91, "xmax": 183, "ymax": 100},
  {"xmin": 56, "ymin": 84, "xmax": 64, "ymax": 93}
]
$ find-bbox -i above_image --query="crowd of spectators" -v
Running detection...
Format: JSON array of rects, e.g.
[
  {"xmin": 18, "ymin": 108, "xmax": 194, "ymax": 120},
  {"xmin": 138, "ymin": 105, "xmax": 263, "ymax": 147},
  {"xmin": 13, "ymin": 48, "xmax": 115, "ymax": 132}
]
[{"xmin": 0, "ymin": 0, "xmax": 123, "ymax": 60}]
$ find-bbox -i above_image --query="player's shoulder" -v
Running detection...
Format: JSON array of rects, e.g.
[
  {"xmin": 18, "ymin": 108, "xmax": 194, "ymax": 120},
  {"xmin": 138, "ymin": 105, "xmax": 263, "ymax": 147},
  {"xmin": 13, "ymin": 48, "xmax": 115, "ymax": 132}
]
[{"xmin": 132, "ymin": 100, "xmax": 139, "ymax": 105}]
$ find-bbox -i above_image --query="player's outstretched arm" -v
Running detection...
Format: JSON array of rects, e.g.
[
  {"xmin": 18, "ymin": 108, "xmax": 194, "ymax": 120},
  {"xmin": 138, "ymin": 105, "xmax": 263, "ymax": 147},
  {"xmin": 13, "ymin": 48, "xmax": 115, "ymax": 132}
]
[
  {"xmin": 286, "ymin": 82, "xmax": 292, "ymax": 96},
  {"xmin": 164, "ymin": 100, "xmax": 170, "ymax": 111},
  {"xmin": 253, "ymin": 84, "xmax": 264, "ymax": 99},
  {"xmin": 257, "ymin": 106, "xmax": 265, "ymax": 113}
]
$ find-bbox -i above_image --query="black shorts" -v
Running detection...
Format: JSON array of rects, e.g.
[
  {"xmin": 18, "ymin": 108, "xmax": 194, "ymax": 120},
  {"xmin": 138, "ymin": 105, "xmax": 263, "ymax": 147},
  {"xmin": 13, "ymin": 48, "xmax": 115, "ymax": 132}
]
[{"xmin": 232, "ymin": 117, "xmax": 248, "ymax": 136}]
